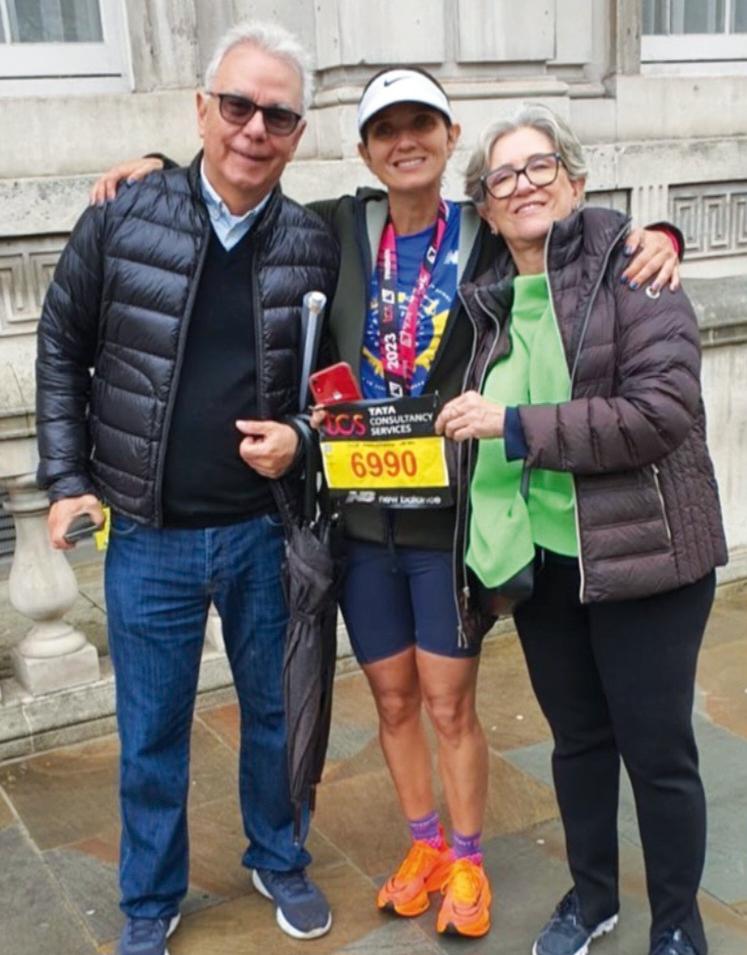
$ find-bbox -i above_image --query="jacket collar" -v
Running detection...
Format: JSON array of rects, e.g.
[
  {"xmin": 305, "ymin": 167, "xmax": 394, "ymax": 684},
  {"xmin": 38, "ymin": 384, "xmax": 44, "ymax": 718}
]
[
  {"xmin": 358, "ymin": 187, "xmax": 483, "ymax": 282},
  {"xmin": 467, "ymin": 206, "xmax": 630, "ymax": 295},
  {"xmin": 187, "ymin": 151, "xmax": 282, "ymax": 236}
]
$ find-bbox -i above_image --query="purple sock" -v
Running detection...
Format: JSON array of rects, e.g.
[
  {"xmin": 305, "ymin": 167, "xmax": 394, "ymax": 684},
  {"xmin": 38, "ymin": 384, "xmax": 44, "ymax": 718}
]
[
  {"xmin": 452, "ymin": 829, "xmax": 482, "ymax": 860},
  {"xmin": 408, "ymin": 810, "xmax": 442, "ymax": 846}
]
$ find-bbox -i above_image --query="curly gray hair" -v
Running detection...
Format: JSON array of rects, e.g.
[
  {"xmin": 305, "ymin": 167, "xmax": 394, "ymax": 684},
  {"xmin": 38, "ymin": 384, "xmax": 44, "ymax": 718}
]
[
  {"xmin": 465, "ymin": 103, "xmax": 588, "ymax": 205},
  {"xmin": 204, "ymin": 20, "xmax": 313, "ymax": 114}
]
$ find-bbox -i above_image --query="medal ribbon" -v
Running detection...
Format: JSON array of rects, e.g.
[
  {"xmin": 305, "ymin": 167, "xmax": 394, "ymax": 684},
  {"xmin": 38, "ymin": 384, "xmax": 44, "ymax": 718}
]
[{"xmin": 377, "ymin": 200, "xmax": 448, "ymax": 398}]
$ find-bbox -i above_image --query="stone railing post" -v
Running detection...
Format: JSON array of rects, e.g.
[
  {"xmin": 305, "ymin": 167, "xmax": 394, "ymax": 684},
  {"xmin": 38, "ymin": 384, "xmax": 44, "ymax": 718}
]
[{"xmin": 4, "ymin": 474, "xmax": 100, "ymax": 695}]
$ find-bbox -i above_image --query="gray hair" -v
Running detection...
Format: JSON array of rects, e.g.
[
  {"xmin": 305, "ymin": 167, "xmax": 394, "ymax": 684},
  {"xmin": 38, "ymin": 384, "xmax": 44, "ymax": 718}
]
[
  {"xmin": 464, "ymin": 103, "xmax": 588, "ymax": 205},
  {"xmin": 204, "ymin": 20, "xmax": 313, "ymax": 114}
]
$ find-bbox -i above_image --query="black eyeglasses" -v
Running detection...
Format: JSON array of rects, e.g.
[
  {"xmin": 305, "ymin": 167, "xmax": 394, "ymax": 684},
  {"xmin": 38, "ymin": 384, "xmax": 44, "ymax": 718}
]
[
  {"xmin": 206, "ymin": 92, "xmax": 303, "ymax": 136},
  {"xmin": 481, "ymin": 152, "xmax": 563, "ymax": 200}
]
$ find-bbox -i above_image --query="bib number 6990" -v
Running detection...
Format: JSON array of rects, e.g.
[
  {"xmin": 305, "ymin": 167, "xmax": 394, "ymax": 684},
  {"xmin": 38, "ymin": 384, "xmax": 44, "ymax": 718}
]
[{"xmin": 350, "ymin": 449, "xmax": 417, "ymax": 479}]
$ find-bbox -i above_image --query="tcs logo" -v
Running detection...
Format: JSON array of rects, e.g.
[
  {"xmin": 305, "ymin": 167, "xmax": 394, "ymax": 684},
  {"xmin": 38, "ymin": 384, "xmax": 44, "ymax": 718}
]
[{"xmin": 323, "ymin": 413, "xmax": 367, "ymax": 437}]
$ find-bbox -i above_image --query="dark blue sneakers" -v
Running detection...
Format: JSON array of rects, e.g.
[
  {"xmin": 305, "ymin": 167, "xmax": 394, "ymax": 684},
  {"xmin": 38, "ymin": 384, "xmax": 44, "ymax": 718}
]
[
  {"xmin": 117, "ymin": 914, "xmax": 180, "ymax": 955},
  {"xmin": 252, "ymin": 868, "xmax": 332, "ymax": 940},
  {"xmin": 533, "ymin": 889, "xmax": 618, "ymax": 955},
  {"xmin": 650, "ymin": 928, "xmax": 699, "ymax": 955}
]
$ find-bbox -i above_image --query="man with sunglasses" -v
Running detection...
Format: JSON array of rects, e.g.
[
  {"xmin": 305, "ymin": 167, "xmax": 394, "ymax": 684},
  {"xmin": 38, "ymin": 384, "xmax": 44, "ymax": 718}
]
[{"xmin": 35, "ymin": 20, "xmax": 338, "ymax": 955}]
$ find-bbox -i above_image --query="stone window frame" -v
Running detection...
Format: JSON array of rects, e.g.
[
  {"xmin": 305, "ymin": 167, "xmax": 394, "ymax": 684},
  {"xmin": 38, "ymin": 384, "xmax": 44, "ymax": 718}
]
[{"xmin": 0, "ymin": 0, "xmax": 132, "ymax": 95}]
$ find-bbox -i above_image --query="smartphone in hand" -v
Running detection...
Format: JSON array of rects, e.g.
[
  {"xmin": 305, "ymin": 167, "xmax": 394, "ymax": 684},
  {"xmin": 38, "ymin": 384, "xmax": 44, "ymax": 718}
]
[
  {"xmin": 63, "ymin": 514, "xmax": 103, "ymax": 544},
  {"xmin": 309, "ymin": 362, "xmax": 362, "ymax": 405}
]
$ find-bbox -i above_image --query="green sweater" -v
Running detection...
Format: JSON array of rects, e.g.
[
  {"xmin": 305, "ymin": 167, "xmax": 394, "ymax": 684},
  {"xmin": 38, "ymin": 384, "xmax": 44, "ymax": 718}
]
[{"xmin": 467, "ymin": 273, "xmax": 577, "ymax": 588}]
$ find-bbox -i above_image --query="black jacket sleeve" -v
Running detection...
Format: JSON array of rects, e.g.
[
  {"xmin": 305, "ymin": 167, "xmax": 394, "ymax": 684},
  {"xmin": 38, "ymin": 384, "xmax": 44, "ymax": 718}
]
[{"xmin": 35, "ymin": 204, "xmax": 106, "ymax": 501}]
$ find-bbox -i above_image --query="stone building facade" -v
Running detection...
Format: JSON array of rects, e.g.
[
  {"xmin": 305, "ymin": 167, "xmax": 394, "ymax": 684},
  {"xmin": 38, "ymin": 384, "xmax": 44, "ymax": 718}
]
[{"xmin": 0, "ymin": 1, "xmax": 745, "ymax": 747}]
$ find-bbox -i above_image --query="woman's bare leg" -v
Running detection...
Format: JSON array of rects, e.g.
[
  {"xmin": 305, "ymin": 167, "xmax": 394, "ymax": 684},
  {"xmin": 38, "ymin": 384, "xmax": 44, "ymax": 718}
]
[
  {"xmin": 362, "ymin": 646, "xmax": 435, "ymax": 818},
  {"xmin": 416, "ymin": 649, "xmax": 488, "ymax": 835}
]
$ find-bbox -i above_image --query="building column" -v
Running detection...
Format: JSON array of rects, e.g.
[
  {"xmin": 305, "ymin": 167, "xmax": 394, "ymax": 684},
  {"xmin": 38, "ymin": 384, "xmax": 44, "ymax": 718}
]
[
  {"xmin": 630, "ymin": 183, "xmax": 670, "ymax": 230},
  {"xmin": 4, "ymin": 474, "xmax": 100, "ymax": 696}
]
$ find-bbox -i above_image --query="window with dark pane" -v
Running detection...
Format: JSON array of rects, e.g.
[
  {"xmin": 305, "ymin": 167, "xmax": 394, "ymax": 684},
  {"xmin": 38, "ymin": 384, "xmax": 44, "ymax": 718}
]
[{"xmin": 5, "ymin": 0, "xmax": 103, "ymax": 43}]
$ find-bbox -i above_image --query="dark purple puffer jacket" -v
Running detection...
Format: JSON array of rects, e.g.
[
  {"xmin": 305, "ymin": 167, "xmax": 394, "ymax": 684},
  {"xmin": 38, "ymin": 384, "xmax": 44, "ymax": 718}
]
[{"xmin": 459, "ymin": 206, "xmax": 727, "ymax": 605}]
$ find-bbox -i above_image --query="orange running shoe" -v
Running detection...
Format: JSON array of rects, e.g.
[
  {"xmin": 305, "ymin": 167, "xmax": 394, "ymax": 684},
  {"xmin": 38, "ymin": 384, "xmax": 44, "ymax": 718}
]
[
  {"xmin": 377, "ymin": 831, "xmax": 453, "ymax": 917},
  {"xmin": 436, "ymin": 856, "xmax": 492, "ymax": 937}
]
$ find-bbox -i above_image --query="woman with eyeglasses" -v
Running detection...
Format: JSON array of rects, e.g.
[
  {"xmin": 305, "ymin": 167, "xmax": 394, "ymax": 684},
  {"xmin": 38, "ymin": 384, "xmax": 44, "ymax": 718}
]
[
  {"xmin": 436, "ymin": 104, "xmax": 726, "ymax": 955},
  {"xmin": 90, "ymin": 72, "xmax": 682, "ymax": 940}
]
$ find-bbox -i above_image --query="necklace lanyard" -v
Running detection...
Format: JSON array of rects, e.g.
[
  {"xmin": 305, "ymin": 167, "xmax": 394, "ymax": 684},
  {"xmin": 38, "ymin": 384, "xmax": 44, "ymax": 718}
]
[{"xmin": 377, "ymin": 200, "xmax": 448, "ymax": 398}]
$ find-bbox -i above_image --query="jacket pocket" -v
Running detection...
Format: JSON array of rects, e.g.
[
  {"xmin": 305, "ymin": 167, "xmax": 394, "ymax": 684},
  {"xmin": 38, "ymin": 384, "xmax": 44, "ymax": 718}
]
[{"xmin": 651, "ymin": 463, "xmax": 672, "ymax": 544}]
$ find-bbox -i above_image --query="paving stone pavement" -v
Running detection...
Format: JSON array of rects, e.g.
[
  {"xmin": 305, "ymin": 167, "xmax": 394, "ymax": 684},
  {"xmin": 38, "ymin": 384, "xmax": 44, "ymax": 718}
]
[{"xmin": 0, "ymin": 578, "xmax": 745, "ymax": 955}]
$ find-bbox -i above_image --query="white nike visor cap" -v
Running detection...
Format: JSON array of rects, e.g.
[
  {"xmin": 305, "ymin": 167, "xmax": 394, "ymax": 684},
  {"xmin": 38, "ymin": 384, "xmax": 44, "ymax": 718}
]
[{"xmin": 357, "ymin": 69, "xmax": 453, "ymax": 134}]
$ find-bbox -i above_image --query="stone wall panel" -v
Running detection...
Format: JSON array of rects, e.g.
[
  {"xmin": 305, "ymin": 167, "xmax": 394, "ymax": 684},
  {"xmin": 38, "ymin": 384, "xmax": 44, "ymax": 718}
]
[
  {"xmin": 457, "ymin": 0, "xmax": 554, "ymax": 63},
  {"xmin": 586, "ymin": 189, "xmax": 630, "ymax": 213},
  {"xmin": 0, "ymin": 91, "xmax": 199, "ymax": 179},
  {"xmin": 229, "ymin": 0, "xmax": 318, "ymax": 70},
  {"xmin": 315, "ymin": 0, "xmax": 444, "ymax": 69},
  {"xmin": 126, "ymin": 0, "xmax": 199, "ymax": 91},
  {"xmin": 554, "ymin": 0, "xmax": 594, "ymax": 65}
]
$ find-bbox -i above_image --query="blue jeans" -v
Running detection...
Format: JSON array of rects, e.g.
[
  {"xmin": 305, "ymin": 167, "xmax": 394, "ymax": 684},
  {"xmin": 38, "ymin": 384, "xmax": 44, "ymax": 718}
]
[{"xmin": 105, "ymin": 512, "xmax": 310, "ymax": 919}]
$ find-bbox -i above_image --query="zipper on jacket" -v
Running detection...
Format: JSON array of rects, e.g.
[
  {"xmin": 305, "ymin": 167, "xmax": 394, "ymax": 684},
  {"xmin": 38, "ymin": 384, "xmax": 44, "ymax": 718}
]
[
  {"xmin": 452, "ymin": 287, "xmax": 480, "ymax": 645},
  {"xmin": 651, "ymin": 463, "xmax": 673, "ymax": 543},
  {"xmin": 452, "ymin": 285, "xmax": 501, "ymax": 646},
  {"xmin": 568, "ymin": 220, "xmax": 629, "ymax": 387},
  {"xmin": 250, "ymin": 195, "xmax": 286, "ymax": 420},
  {"xmin": 153, "ymin": 215, "xmax": 212, "ymax": 527},
  {"xmin": 547, "ymin": 219, "xmax": 629, "ymax": 603},
  {"xmin": 543, "ymin": 225, "xmax": 587, "ymax": 604}
]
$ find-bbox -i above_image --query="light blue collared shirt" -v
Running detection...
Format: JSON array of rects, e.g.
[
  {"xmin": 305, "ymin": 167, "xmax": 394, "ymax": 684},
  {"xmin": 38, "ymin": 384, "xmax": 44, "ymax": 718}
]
[{"xmin": 200, "ymin": 162, "xmax": 271, "ymax": 251}]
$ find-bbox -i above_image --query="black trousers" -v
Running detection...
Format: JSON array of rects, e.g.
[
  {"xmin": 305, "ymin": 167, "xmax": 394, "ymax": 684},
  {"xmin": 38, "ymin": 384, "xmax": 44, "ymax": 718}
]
[{"xmin": 514, "ymin": 555, "xmax": 715, "ymax": 955}]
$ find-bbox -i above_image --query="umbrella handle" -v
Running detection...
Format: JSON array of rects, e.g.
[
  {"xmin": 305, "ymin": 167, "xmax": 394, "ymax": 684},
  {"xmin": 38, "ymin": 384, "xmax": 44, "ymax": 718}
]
[{"xmin": 299, "ymin": 291, "xmax": 327, "ymax": 410}]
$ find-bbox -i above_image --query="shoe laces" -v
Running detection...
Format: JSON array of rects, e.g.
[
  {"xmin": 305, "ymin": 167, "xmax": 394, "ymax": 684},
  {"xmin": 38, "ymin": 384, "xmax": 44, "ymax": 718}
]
[
  {"xmin": 551, "ymin": 890, "xmax": 583, "ymax": 936},
  {"xmin": 127, "ymin": 917, "xmax": 168, "ymax": 943},
  {"xmin": 444, "ymin": 858, "xmax": 483, "ymax": 906},
  {"xmin": 653, "ymin": 927, "xmax": 694, "ymax": 955},
  {"xmin": 270, "ymin": 869, "xmax": 313, "ymax": 899}
]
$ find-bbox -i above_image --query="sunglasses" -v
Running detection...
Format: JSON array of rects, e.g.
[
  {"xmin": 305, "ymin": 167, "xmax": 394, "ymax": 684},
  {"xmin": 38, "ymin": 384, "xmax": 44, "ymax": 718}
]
[{"xmin": 206, "ymin": 91, "xmax": 302, "ymax": 136}]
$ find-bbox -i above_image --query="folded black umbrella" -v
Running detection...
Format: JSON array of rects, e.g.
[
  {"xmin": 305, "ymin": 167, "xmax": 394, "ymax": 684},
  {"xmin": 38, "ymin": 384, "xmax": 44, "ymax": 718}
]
[
  {"xmin": 282, "ymin": 517, "xmax": 339, "ymax": 830},
  {"xmin": 272, "ymin": 421, "xmax": 342, "ymax": 838}
]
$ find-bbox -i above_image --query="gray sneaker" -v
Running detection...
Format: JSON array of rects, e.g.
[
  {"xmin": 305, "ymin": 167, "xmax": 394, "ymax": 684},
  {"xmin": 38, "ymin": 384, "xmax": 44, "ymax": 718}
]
[
  {"xmin": 117, "ymin": 913, "xmax": 180, "ymax": 955},
  {"xmin": 533, "ymin": 890, "xmax": 618, "ymax": 955},
  {"xmin": 252, "ymin": 868, "xmax": 332, "ymax": 940}
]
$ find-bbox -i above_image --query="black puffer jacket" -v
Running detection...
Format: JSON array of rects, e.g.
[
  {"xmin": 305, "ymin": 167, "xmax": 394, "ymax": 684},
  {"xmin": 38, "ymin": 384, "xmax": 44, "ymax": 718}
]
[{"xmin": 36, "ymin": 154, "xmax": 339, "ymax": 524}]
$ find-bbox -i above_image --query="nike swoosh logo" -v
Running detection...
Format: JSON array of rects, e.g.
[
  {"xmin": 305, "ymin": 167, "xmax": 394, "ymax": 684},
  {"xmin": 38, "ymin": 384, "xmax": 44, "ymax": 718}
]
[{"xmin": 383, "ymin": 77, "xmax": 405, "ymax": 87}]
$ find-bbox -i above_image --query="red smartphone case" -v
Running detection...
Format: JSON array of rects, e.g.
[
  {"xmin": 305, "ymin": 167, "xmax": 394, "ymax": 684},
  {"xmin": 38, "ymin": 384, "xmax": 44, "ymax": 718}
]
[{"xmin": 309, "ymin": 362, "xmax": 362, "ymax": 404}]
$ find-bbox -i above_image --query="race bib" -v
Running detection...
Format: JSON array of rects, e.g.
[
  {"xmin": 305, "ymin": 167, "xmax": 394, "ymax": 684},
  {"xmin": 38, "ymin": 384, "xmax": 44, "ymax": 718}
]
[{"xmin": 320, "ymin": 395, "xmax": 452, "ymax": 508}]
